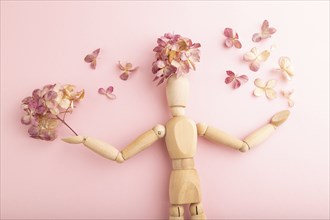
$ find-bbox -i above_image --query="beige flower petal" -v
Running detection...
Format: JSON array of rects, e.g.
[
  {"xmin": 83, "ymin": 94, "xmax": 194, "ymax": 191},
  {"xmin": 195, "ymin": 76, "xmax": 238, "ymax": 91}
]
[
  {"xmin": 266, "ymin": 79, "xmax": 277, "ymax": 88},
  {"xmin": 254, "ymin": 78, "xmax": 266, "ymax": 88},
  {"xmin": 257, "ymin": 50, "xmax": 270, "ymax": 61},
  {"xmin": 265, "ymin": 88, "xmax": 277, "ymax": 99},
  {"xmin": 253, "ymin": 88, "xmax": 265, "ymax": 97},
  {"xmin": 244, "ymin": 51, "xmax": 256, "ymax": 61},
  {"xmin": 279, "ymin": 56, "xmax": 291, "ymax": 69}
]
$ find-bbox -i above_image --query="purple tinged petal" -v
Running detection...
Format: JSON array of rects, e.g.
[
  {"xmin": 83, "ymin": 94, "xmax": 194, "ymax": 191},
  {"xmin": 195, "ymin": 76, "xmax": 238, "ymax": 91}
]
[
  {"xmin": 233, "ymin": 40, "xmax": 242, "ymax": 49},
  {"xmin": 32, "ymin": 89, "xmax": 41, "ymax": 98},
  {"xmin": 250, "ymin": 61, "xmax": 260, "ymax": 72},
  {"xmin": 92, "ymin": 48, "xmax": 100, "ymax": 57},
  {"xmin": 252, "ymin": 33, "xmax": 262, "ymax": 42},
  {"xmin": 225, "ymin": 39, "xmax": 233, "ymax": 48},
  {"xmin": 261, "ymin": 20, "xmax": 269, "ymax": 31},
  {"xmin": 90, "ymin": 60, "xmax": 97, "ymax": 69},
  {"xmin": 157, "ymin": 77, "xmax": 165, "ymax": 86},
  {"xmin": 232, "ymin": 79, "xmax": 241, "ymax": 89},
  {"xmin": 226, "ymin": 70, "xmax": 235, "ymax": 77},
  {"xmin": 120, "ymin": 73, "xmax": 129, "ymax": 80},
  {"xmin": 237, "ymin": 75, "xmax": 249, "ymax": 82},
  {"xmin": 224, "ymin": 28, "xmax": 234, "ymax": 38},
  {"xmin": 267, "ymin": 27, "xmax": 277, "ymax": 34},
  {"xmin": 21, "ymin": 114, "xmax": 32, "ymax": 125},
  {"xmin": 106, "ymin": 86, "xmax": 114, "ymax": 93},
  {"xmin": 225, "ymin": 76, "xmax": 234, "ymax": 84},
  {"xmin": 98, "ymin": 88, "xmax": 106, "ymax": 94},
  {"xmin": 84, "ymin": 54, "xmax": 94, "ymax": 63}
]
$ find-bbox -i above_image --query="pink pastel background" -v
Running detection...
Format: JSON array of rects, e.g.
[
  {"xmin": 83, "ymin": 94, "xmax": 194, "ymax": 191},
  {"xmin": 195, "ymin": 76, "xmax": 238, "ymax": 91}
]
[{"xmin": 1, "ymin": 1, "xmax": 329, "ymax": 219}]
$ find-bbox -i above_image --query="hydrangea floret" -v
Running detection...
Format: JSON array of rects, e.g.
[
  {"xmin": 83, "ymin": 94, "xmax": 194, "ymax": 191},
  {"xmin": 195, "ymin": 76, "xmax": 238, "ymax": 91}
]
[
  {"xmin": 21, "ymin": 84, "xmax": 84, "ymax": 141},
  {"xmin": 152, "ymin": 33, "xmax": 201, "ymax": 85}
]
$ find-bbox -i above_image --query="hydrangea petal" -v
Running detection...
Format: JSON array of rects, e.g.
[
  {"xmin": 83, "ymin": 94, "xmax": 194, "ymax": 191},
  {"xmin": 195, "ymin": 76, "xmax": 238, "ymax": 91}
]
[
  {"xmin": 254, "ymin": 78, "xmax": 266, "ymax": 88},
  {"xmin": 266, "ymin": 79, "xmax": 277, "ymax": 88},
  {"xmin": 252, "ymin": 33, "xmax": 262, "ymax": 42},
  {"xmin": 244, "ymin": 52, "xmax": 256, "ymax": 61},
  {"xmin": 106, "ymin": 86, "xmax": 114, "ymax": 93},
  {"xmin": 225, "ymin": 76, "xmax": 234, "ymax": 84},
  {"xmin": 254, "ymin": 88, "xmax": 264, "ymax": 97},
  {"xmin": 250, "ymin": 60, "xmax": 260, "ymax": 72},
  {"xmin": 120, "ymin": 73, "xmax": 129, "ymax": 80},
  {"xmin": 265, "ymin": 88, "xmax": 277, "ymax": 99},
  {"xmin": 21, "ymin": 114, "xmax": 32, "ymax": 125},
  {"xmin": 225, "ymin": 39, "xmax": 233, "ymax": 48},
  {"xmin": 257, "ymin": 50, "xmax": 270, "ymax": 61},
  {"xmin": 224, "ymin": 28, "xmax": 234, "ymax": 38},
  {"xmin": 232, "ymin": 80, "xmax": 241, "ymax": 89},
  {"xmin": 233, "ymin": 40, "xmax": 242, "ymax": 49}
]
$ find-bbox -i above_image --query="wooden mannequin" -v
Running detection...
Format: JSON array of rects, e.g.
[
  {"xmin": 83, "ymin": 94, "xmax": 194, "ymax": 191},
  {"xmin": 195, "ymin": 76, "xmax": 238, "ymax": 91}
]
[{"xmin": 63, "ymin": 75, "xmax": 290, "ymax": 220}]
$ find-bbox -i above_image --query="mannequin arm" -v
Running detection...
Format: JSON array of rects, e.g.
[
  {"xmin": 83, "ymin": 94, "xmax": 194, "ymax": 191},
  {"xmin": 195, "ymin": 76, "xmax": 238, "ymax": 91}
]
[
  {"xmin": 197, "ymin": 110, "xmax": 290, "ymax": 152},
  {"xmin": 62, "ymin": 124, "xmax": 166, "ymax": 162}
]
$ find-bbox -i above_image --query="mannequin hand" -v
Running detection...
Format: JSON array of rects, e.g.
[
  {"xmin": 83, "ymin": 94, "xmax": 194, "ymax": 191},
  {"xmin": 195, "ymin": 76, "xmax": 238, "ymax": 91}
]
[{"xmin": 62, "ymin": 136, "xmax": 86, "ymax": 144}]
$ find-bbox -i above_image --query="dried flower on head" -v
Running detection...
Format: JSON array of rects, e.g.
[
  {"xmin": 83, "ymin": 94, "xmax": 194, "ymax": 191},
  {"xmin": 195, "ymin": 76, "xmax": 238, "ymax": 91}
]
[
  {"xmin": 21, "ymin": 84, "xmax": 84, "ymax": 141},
  {"xmin": 152, "ymin": 33, "xmax": 201, "ymax": 85}
]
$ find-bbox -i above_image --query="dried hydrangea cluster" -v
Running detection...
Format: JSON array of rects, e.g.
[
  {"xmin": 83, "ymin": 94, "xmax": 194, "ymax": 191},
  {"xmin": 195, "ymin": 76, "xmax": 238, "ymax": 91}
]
[
  {"xmin": 21, "ymin": 84, "xmax": 84, "ymax": 141},
  {"xmin": 152, "ymin": 33, "xmax": 201, "ymax": 85}
]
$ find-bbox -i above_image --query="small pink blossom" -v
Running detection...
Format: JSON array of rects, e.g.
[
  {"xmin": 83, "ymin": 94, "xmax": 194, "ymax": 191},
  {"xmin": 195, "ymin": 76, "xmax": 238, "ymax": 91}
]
[
  {"xmin": 98, "ymin": 86, "xmax": 116, "ymax": 100},
  {"xmin": 243, "ymin": 47, "xmax": 270, "ymax": 72},
  {"xmin": 252, "ymin": 20, "xmax": 277, "ymax": 42},
  {"xmin": 118, "ymin": 61, "xmax": 138, "ymax": 80},
  {"xmin": 84, "ymin": 48, "xmax": 100, "ymax": 69},
  {"xmin": 225, "ymin": 71, "xmax": 248, "ymax": 89},
  {"xmin": 224, "ymin": 28, "xmax": 242, "ymax": 49}
]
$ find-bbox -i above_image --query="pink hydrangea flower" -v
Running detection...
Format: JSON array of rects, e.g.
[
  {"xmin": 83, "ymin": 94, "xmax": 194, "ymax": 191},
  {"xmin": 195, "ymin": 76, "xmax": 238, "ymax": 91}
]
[
  {"xmin": 21, "ymin": 84, "xmax": 84, "ymax": 141},
  {"xmin": 252, "ymin": 20, "xmax": 276, "ymax": 42},
  {"xmin": 224, "ymin": 28, "xmax": 242, "ymax": 49},
  {"xmin": 225, "ymin": 71, "xmax": 248, "ymax": 89}
]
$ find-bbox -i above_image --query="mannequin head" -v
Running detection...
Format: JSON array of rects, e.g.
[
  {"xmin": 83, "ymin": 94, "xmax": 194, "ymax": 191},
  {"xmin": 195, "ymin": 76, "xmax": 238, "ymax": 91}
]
[{"xmin": 166, "ymin": 75, "xmax": 189, "ymax": 117}]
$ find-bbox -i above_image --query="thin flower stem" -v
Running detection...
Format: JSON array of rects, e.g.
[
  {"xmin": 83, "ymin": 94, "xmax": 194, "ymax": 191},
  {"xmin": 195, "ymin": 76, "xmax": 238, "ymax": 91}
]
[{"xmin": 55, "ymin": 115, "xmax": 78, "ymax": 136}]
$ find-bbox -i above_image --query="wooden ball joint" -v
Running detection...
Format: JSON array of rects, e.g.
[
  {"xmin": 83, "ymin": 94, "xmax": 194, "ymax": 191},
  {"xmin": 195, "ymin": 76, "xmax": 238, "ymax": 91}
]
[{"xmin": 63, "ymin": 75, "xmax": 290, "ymax": 220}]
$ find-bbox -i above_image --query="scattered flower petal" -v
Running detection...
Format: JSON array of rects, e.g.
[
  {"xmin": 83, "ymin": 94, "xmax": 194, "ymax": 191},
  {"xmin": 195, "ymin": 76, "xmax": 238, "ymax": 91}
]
[
  {"xmin": 277, "ymin": 56, "xmax": 294, "ymax": 80},
  {"xmin": 98, "ymin": 86, "xmax": 116, "ymax": 100},
  {"xmin": 253, "ymin": 78, "xmax": 277, "ymax": 100},
  {"xmin": 84, "ymin": 48, "xmax": 100, "ymax": 69},
  {"xmin": 252, "ymin": 20, "xmax": 277, "ymax": 42},
  {"xmin": 118, "ymin": 61, "xmax": 138, "ymax": 80},
  {"xmin": 225, "ymin": 70, "xmax": 248, "ymax": 89},
  {"xmin": 243, "ymin": 47, "xmax": 270, "ymax": 72},
  {"xmin": 152, "ymin": 33, "xmax": 201, "ymax": 85},
  {"xmin": 282, "ymin": 90, "xmax": 295, "ymax": 107},
  {"xmin": 224, "ymin": 28, "xmax": 242, "ymax": 49}
]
